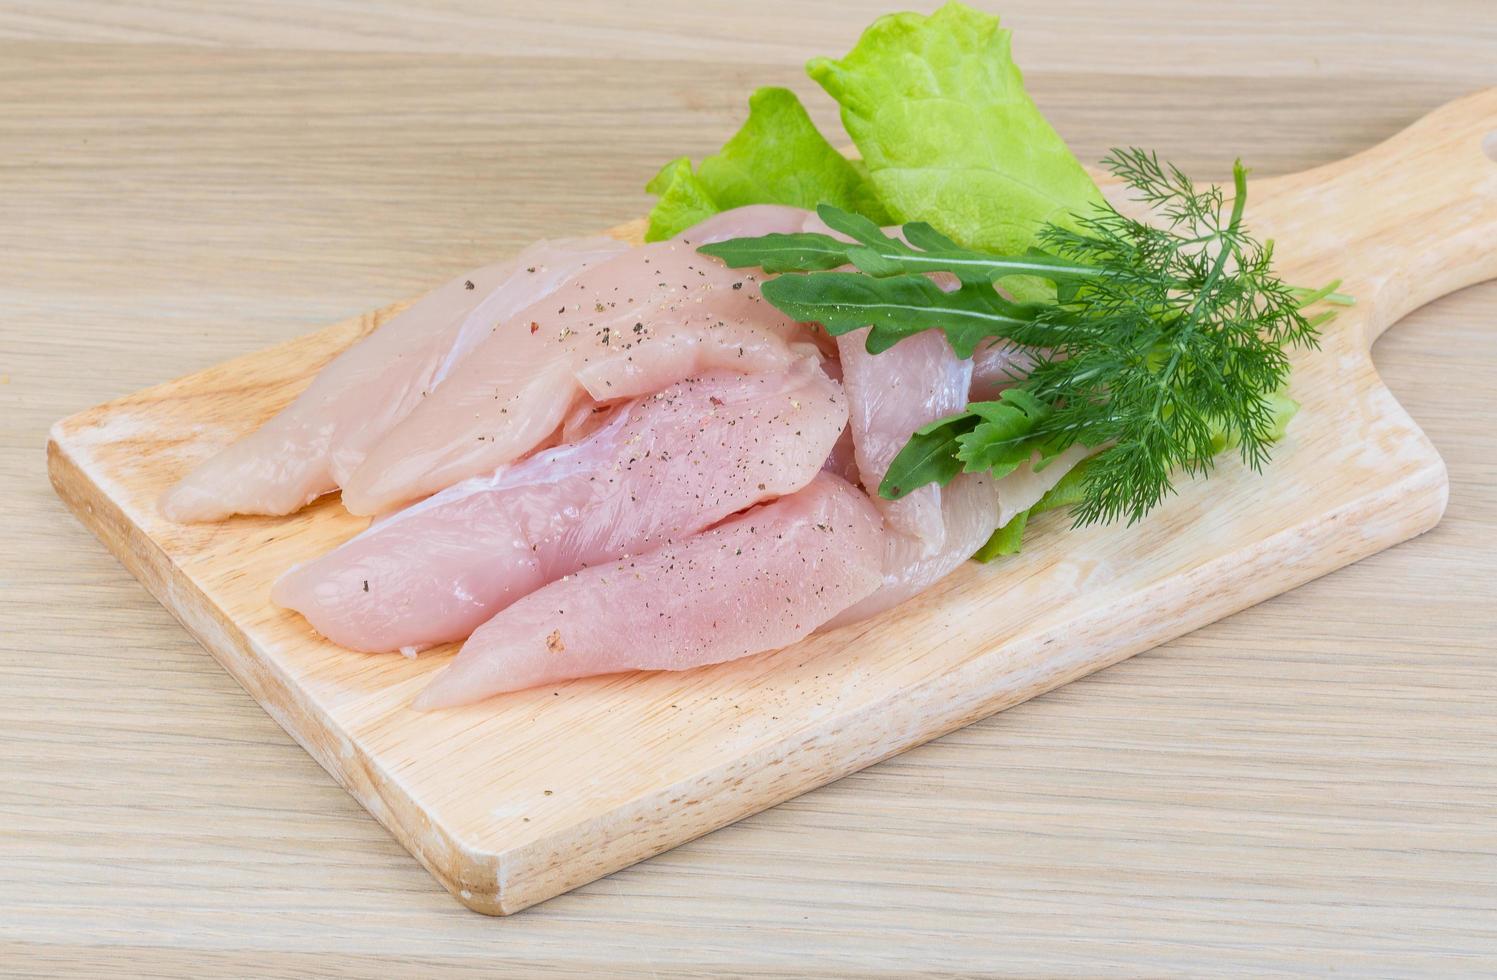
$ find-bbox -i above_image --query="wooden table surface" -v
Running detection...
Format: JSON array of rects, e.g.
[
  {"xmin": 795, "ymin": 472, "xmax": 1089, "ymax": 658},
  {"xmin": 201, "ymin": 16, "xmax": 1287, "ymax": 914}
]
[{"xmin": 3, "ymin": 2, "xmax": 1495, "ymax": 975}]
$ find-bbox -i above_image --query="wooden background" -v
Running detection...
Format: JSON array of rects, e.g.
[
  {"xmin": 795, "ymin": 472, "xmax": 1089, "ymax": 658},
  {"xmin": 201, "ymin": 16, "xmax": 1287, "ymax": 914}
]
[{"xmin": 3, "ymin": 1, "xmax": 1495, "ymax": 975}]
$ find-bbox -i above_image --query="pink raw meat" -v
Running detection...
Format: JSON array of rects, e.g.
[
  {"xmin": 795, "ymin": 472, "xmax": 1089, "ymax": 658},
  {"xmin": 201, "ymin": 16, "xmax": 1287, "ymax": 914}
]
[
  {"xmin": 968, "ymin": 340, "xmax": 1039, "ymax": 401},
  {"xmin": 273, "ymin": 362, "xmax": 847, "ymax": 652},
  {"xmin": 836, "ymin": 326, "xmax": 972, "ymax": 552},
  {"xmin": 342, "ymin": 235, "xmax": 818, "ymax": 515},
  {"xmin": 414, "ymin": 472, "xmax": 884, "ymax": 706},
  {"xmin": 829, "ymin": 472, "xmax": 1000, "ymax": 627},
  {"xmin": 674, "ymin": 204, "xmax": 812, "ymax": 245},
  {"xmin": 160, "ymin": 236, "xmax": 625, "ymax": 521}
]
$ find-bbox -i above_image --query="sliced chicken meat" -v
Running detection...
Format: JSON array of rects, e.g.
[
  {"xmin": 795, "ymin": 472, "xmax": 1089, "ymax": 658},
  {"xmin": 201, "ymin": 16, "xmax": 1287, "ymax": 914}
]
[
  {"xmin": 836, "ymin": 326, "xmax": 972, "ymax": 552},
  {"xmin": 414, "ymin": 472, "xmax": 884, "ymax": 706},
  {"xmin": 341, "ymin": 236, "xmax": 816, "ymax": 515},
  {"xmin": 831, "ymin": 444, "xmax": 1093, "ymax": 627},
  {"xmin": 829, "ymin": 471, "xmax": 1000, "ymax": 627},
  {"xmin": 820, "ymin": 423, "xmax": 860, "ymax": 484},
  {"xmin": 673, "ymin": 204, "xmax": 812, "ymax": 245},
  {"xmin": 272, "ymin": 362, "xmax": 847, "ymax": 652},
  {"xmin": 160, "ymin": 236, "xmax": 626, "ymax": 522}
]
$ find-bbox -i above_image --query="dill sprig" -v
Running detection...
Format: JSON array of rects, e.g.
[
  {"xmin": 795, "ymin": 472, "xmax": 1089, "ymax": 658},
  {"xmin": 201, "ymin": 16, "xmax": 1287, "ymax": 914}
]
[
  {"xmin": 1016, "ymin": 150, "xmax": 1325, "ymax": 524},
  {"xmin": 699, "ymin": 149, "xmax": 1338, "ymax": 528}
]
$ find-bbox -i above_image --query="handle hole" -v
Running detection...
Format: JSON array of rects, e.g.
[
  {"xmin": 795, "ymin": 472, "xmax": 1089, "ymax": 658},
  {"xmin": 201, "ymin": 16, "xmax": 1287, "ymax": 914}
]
[{"xmin": 1485, "ymin": 130, "xmax": 1497, "ymax": 164}]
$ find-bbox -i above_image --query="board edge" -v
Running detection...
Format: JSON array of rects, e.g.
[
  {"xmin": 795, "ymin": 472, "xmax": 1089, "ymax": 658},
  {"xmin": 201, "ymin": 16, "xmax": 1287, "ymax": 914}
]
[
  {"xmin": 486, "ymin": 434, "xmax": 1450, "ymax": 914},
  {"xmin": 45, "ymin": 380, "xmax": 1452, "ymax": 915},
  {"xmin": 44, "ymin": 429, "xmax": 515, "ymax": 915}
]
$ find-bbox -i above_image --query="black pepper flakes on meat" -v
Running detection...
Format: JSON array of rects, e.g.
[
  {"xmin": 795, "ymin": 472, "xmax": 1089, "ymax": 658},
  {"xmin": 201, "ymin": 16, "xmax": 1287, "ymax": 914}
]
[{"xmin": 464, "ymin": 280, "xmax": 475, "ymax": 290}]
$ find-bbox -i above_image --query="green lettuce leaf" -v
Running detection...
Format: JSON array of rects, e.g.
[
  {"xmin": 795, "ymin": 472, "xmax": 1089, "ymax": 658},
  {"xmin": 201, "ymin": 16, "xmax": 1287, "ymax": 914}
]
[
  {"xmin": 644, "ymin": 158, "xmax": 720, "ymax": 243},
  {"xmin": 972, "ymin": 509, "xmax": 1027, "ymax": 562},
  {"xmin": 972, "ymin": 456, "xmax": 1092, "ymax": 563},
  {"xmin": 806, "ymin": 1, "xmax": 1102, "ymax": 260},
  {"xmin": 643, "ymin": 87, "xmax": 889, "ymax": 241}
]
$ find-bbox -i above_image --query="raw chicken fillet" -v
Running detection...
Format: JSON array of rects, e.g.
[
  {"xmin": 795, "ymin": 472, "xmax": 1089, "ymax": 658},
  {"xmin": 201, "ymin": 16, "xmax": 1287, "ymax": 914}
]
[
  {"xmin": 161, "ymin": 236, "xmax": 626, "ymax": 521},
  {"xmin": 836, "ymin": 326, "xmax": 971, "ymax": 551},
  {"xmin": 415, "ymin": 473, "xmax": 885, "ymax": 707},
  {"xmin": 341, "ymin": 221, "xmax": 816, "ymax": 514},
  {"xmin": 273, "ymin": 362, "xmax": 847, "ymax": 652},
  {"xmin": 161, "ymin": 203, "xmax": 1084, "ymax": 707}
]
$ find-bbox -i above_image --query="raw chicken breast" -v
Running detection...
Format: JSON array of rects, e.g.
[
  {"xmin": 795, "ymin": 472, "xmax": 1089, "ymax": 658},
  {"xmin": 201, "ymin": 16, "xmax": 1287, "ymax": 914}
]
[
  {"xmin": 558, "ymin": 399, "xmax": 617, "ymax": 443},
  {"xmin": 341, "ymin": 238, "xmax": 814, "ymax": 514},
  {"xmin": 831, "ymin": 445, "xmax": 1093, "ymax": 627},
  {"xmin": 160, "ymin": 237, "xmax": 626, "ymax": 522},
  {"xmin": 829, "ymin": 472, "xmax": 1000, "ymax": 627},
  {"xmin": 820, "ymin": 424, "xmax": 860, "ymax": 484},
  {"xmin": 673, "ymin": 204, "xmax": 812, "ymax": 245},
  {"xmin": 836, "ymin": 326, "xmax": 972, "ymax": 552},
  {"xmin": 797, "ymin": 211, "xmax": 971, "ymax": 548},
  {"xmin": 414, "ymin": 473, "xmax": 884, "ymax": 707},
  {"xmin": 272, "ymin": 362, "xmax": 847, "ymax": 652},
  {"xmin": 330, "ymin": 238, "xmax": 632, "ymax": 486}
]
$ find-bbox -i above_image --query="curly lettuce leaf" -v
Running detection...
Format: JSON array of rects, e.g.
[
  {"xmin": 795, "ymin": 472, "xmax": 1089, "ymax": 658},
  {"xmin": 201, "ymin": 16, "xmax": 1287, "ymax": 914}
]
[
  {"xmin": 644, "ymin": 157, "xmax": 720, "ymax": 243},
  {"xmin": 972, "ymin": 456, "xmax": 1090, "ymax": 562},
  {"xmin": 972, "ymin": 509, "xmax": 1028, "ymax": 562},
  {"xmin": 644, "ymin": 87, "xmax": 888, "ymax": 241},
  {"xmin": 806, "ymin": 1, "xmax": 1102, "ymax": 259}
]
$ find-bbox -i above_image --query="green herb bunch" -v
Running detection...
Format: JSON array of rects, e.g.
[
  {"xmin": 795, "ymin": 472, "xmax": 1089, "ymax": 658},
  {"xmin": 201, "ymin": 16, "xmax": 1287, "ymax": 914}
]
[{"xmin": 701, "ymin": 149, "xmax": 1342, "ymax": 529}]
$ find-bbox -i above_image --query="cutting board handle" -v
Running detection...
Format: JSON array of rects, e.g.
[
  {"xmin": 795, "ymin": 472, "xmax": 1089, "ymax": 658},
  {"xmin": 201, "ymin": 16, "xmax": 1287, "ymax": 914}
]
[{"xmin": 1253, "ymin": 88, "xmax": 1497, "ymax": 351}]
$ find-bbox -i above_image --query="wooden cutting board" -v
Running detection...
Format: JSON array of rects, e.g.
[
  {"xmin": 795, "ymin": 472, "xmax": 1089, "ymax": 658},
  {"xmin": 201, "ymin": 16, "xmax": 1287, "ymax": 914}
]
[{"xmin": 47, "ymin": 89, "xmax": 1497, "ymax": 915}]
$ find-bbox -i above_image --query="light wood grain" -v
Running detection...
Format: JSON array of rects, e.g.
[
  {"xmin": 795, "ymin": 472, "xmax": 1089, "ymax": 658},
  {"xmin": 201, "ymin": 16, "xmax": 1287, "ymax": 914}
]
[
  {"xmin": 5, "ymin": 2, "xmax": 1497, "ymax": 975},
  {"xmin": 40, "ymin": 79, "xmax": 1497, "ymax": 913},
  {"xmin": 40, "ymin": 88, "xmax": 1497, "ymax": 915}
]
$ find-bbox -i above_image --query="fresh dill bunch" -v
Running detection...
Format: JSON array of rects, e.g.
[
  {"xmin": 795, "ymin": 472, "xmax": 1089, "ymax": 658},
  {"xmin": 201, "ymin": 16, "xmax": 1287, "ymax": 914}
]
[
  {"xmin": 1012, "ymin": 150, "xmax": 1327, "ymax": 525},
  {"xmin": 699, "ymin": 150, "xmax": 1339, "ymax": 530}
]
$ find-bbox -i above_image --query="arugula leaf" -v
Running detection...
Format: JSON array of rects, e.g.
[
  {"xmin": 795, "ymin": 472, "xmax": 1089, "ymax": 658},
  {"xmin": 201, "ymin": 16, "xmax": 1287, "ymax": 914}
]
[
  {"xmin": 806, "ymin": 2, "xmax": 1103, "ymax": 259},
  {"xmin": 696, "ymin": 231, "xmax": 858, "ymax": 274},
  {"xmin": 761, "ymin": 270, "xmax": 1049, "ymax": 356},
  {"xmin": 701, "ymin": 205, "xmax": 1102, "ymax": 286},
  {"xmin": 971, "ymin": 388, "xmax": 1300, "ymax": 562},
  {"xmin": 878, "ymin": 389, "xmax": 1060, "ymax": 499},
  {"xmin": 954, "ymin": 389, "xmax": 1056, "ymax": 478},
  {"xmin": 644, "ymin": 87, "xmax": 889, "ymax": 241},
  {"xmin": 875, "ymin": 412, "xmax": 980, "ymax": 500}
]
